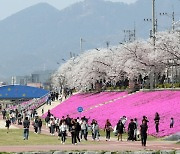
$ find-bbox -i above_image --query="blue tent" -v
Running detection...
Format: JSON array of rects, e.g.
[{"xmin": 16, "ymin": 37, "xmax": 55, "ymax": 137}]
[{"xmin": 0, "ymin": 85, "xmax": 49, "ymax": 99}]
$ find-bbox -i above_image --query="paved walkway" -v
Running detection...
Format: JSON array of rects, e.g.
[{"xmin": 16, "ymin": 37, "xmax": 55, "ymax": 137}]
[
  {"xmin": 37, "ymin": 100, "xmax": 62, "ymax": 116},
  {"xmin": 0, "ymin": 120, "xmax": 19, "ymax": 129},
  {"xmin": 0, "ymin": 141, "xmax": 179, "ymax": 152}
]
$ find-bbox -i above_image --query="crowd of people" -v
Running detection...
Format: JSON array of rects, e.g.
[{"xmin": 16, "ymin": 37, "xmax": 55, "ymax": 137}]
[
  {"xmin": 42, "ymin": 111, "xmax": 168, "ymax": 147},
  {"xmin": 1, "ymin": 103, "xmax": 175, "ymax": 147},
  {"xmin": 46, "ymin": 91, "xmax": 59, "ymax": 105}
]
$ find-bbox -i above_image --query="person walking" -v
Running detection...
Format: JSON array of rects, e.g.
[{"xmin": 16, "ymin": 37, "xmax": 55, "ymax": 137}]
[
  {"xmin": 33, "ymin": 117, "xmax": 38, "ymax": 134},
  {"xmin": 23, "ymin": 117, "xmax": 30, "ymax": 140},
  {"xmin": 59, "ymin": 121, "xmax": 68, "ymax": 144},
  {"xmin": 140, "ymin": 120, "xmax": 148, "ymax": 147},
  {"xmin": 128, "ymin": 119, "xmax": 136, "ymax": 141},
  {"xmin": 154, "ymin": 112, "xmax": 160, "ymax": 134},
  {"xmin": 2, "ymin": 109, "xmax": 6, "ymax": 120},
  {"xmin": 75, "ymin": 119, "xmax": 81, "ymax": 143},
  {"xmin": 45, "ymin": 115, "xmax": 50, "ymax": 128},
  {"xmin": 116, "ymin": 120, "xmax": 124, "ymax": 141},
  {"xmin": 134, "ymin": 118, "xmax": 138, "ymax": 141},
  {"xmin": 38, "ymin": 118, "xmax": 42, "ymax": 134},
  {"xmin": 50, "ymin": 118, "xmax": 55, "ymax": 135},
  {"xmin": 47, "ymin": 110, "xmax": 51, "ymax": 117},
  {"xmin": 104, "ymin": 119, "xmax": 112, "ymax": 141},
  {"xmin": 5, "ymin": 118, "xmax": 11, "ymax": 133},
  {"xmin": 66, "ymin": 115, "xmax": 72, "ymax": 131},
  {"xmin": 92, "ymin": 120, "xmax": 100, "ymax": 141},
  {"xmin": 170, "ymin": 117, "xmax": 174, "ymax": 128},
  {"xmin": 71, "ymin": 119, "xmax": 77, "ymax": 145},
  {"xmin": 81, "ymin": 119, "xmax": 88, "ymax": 141},
  {"xmin": 41, "ymin": 108, "xmax": 44, "ymax": 115},
  {"xmin": 17, "ymin": 112, "xmax": 22, "ymax": 125}
]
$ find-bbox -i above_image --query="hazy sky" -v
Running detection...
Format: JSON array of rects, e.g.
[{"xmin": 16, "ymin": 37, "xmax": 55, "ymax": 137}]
[{"xmin": 0, "ymin": 0, "xmax": 137, "ymax": 20}]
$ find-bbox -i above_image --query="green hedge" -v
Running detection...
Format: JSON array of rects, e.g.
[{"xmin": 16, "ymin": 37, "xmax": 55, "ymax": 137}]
[{"xmin": 156, "ymin": 83, "xmax": 180, "ymax": 88}]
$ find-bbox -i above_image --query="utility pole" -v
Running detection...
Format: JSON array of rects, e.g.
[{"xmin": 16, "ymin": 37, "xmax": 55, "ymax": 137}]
[
  {"xmin": 106, "ymin": 41, "xmax": 110, "ymax": 49},
  {"xmin": 159, "ymin": 11, "xmax": 175, "ymax": 31},
  {"xmin": 80, "ymin": 38, "xmax": 85, "ymax": 53},
  {"xmin": 144, "ymin": 18, "xmax": 158, "ymax": 37},
  {"xmin": 70, "ymin": 52, "xmax": 72, "ymax": 58},
  {"xmin": 149, "ymin": 0, "xmax": 156, "ymax": 90},
  {"xmin": 80, "ymin": 38, "xmax": 83, "ymax": 53},
  {"xmin": 152, "ymin": 0, "xmax": 156, "ymax": 46},
  {"xmin": 134, "ymin": 22, "xmax": 136, "ymax": 41},
  {"xmin": 172, "ymin": 11, "xmax": 175, "ymax": 31}
]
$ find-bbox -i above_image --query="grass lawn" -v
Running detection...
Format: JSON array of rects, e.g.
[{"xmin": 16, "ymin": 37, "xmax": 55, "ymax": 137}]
[
  {"xmin": 98, "ymin": 129, "xmax": 160, "ymax": 141},
  {"xmin": 0, "ymin": 128, "xmax": 162, "ymax": 146},
  {"xmin": 0, "ymin": 129, "xmax": 61, "ymax": 146},
  {"xmin": 0, "ymin": 129, "xmax": 101, "ymax": 146}
]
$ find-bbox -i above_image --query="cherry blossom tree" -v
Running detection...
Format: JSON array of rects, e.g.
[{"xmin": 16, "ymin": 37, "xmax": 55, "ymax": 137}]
[{"xmin": 52, "ymin": 30, "xmax": 180, "ymax": 92}]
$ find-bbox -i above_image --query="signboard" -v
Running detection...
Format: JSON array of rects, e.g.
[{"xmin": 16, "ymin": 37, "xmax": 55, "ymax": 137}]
[{"xmin": 77, "ymin": 107, "xmax": 83, "ymax": 113}]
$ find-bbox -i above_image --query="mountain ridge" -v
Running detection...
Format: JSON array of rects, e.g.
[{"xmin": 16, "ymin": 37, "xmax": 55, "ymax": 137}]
[{"xmin": 0, "ymin": 0, "xmax": 179, "ymax": 82}]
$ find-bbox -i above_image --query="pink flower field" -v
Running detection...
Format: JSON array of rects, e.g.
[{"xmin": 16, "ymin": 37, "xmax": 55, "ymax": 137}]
[
  {"xmin": 44, "ymin": 90, "xmax": 180, "ymax": 137},
  {"xmin": 44, "ymin": 92, "xmax": 127, "ymax": 117}
]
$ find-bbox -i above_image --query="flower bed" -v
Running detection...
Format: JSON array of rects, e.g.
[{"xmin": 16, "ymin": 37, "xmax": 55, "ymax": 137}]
[
  {"xmin": 45, "ymin": 90, "xmax": 180, "ymax": 137},
  {"xmin": 8, "ymin": 94, "xmax": 49, "ymax": 111},
  {"xmin": 43, "ymin": 92, "xmax": 127, "ymax": 118}
]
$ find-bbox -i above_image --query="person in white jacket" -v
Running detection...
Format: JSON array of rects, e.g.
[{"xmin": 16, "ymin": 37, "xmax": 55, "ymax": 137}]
[
  {"xmin": 59, "ymin": 121, "xmax": 68, "ymax": 144},
  {"xmin": 92, "ymin": 120, "xmax": 100, "ymax": 141}
]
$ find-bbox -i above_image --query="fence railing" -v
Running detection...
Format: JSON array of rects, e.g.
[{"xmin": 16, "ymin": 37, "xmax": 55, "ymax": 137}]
[{"xmin": 8, "ymin": 93, "xmax": 49, "ymax": 112}]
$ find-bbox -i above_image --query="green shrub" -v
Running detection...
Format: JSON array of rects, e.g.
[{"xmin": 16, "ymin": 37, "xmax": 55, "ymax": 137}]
[
  {"xmin": 174, "ymin": 83, "xmax": 180, "ymax": 88},
  {"xmin": 164, "ymin": 83, "xmax": 172, "ymax": 88}
]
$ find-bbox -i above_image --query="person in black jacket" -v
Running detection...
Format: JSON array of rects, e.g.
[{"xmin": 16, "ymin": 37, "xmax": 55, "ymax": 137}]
[
  {"xmin": 23, "ymin": 117, "xmax": 30, "ymax": 140},
  {"xmin": 38, "ymin": 118, "xmax": 42, "ymax": 134},
  {"xmin": 5, "ymin": 118, "xmax": 11, "ymax": 133},
  {"xmin": 128, "ymin": 119, "xmax": 137, "ymax": 141},
  {"xmin": 2, "ymin": 109, "xmax": 6, "ymax": 120},
  {"xmin": 154, "ymin": 112, "xmax": 160, "ymax": 134},
  {"xmin": 116, "ymin": 120, "xmax": 124, "ymax": 141},
  {"xmin": 140, "ymin": 120, "xmax": 148, "ymax": 147},
  {"xmin": 142, "ymin": 116, "xmax": 149, "ymax": 124},
  {"xmin": 66, "ymin": 115, "xmax": 72, "ymax": 131},
  {"xmin": 47, "ymin": 110, "xmax": 51, "ymax": 117},
  {"xmin": 75, "ymin": 119, "xmax": 81, "ymax": 143},
  {"xmin": 45, "ymin": 115, "xmax": 50, "ymax": 126},
  {"xmin": 70, "ymin": 119, "xmax": 77, "ymax": 145}
]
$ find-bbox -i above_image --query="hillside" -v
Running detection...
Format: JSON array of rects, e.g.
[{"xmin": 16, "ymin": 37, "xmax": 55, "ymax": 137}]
[{"xmin": 45, "ymin": 90, "xmax": 180, "ymax": 137}]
